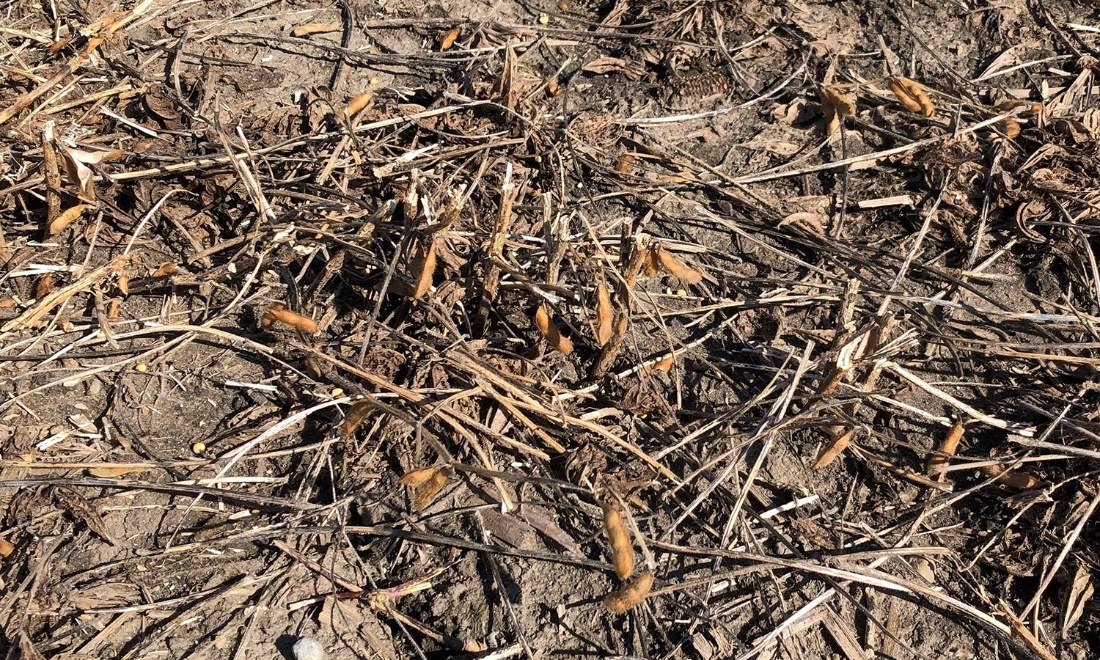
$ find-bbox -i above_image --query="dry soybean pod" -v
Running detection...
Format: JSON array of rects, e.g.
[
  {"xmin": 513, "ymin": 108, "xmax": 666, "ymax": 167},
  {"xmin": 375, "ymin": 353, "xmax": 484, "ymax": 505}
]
[
  {"xmin": 928, "ymin": 421, "xmax": 964, "ymax": 478},
  {"xmin": 263, "ymin": 303, "xmax": 319, "ymax": 334},
  {"xmin": 291, "ymin": 22, "xmax": 341, "ymax": 37},
  {"xmin": 534, "ymin": 305, "xmax": 574, "ymax": 354},
  {"xmin": 601, "ymin": 501, "xmax": 635, "ymax": 579},
  {"xmin": 655, "ymin": 248, "xmax": 703, "ymax": 283},
  {"xmin": 603, "ymin": 570, "xmax": 654, "ymax": 614},
  {"xmin": 595, "ymin": 277, "xmax": 613, "ymax": 346}
]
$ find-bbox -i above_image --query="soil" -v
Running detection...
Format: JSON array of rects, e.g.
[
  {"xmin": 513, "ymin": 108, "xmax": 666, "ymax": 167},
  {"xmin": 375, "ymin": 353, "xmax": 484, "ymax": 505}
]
[{"xmin": 2, "ymin": 0, "xmax": 1100, "ymax": 659}]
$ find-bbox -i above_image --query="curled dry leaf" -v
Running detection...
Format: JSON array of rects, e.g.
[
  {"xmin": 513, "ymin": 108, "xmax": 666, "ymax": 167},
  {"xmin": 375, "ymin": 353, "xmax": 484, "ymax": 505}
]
[
  {"xmin": 142, "ymin": 93, "xmax": 179, "ymax": 122},
  {"xmin": 887, "ymin": 77, "xmax": 934, "ymax": 117},
  {"xmin": 57, "ymin": 146, "xmax": 111, "ymax": 199},
  {"xmin": 439, "ymin": 26, "xmax": 461, "ymax": 51},
  {"xmin": 814, "ymin": 428, "xmax": 853, "ymax": 468},
  {"xmin": 603, "ymin": 569, "xmax": 654, "ymax": 613},
  {"xmin": 595, "ymin": 278, "xmax": 613, "ymax": 347},
  {"xmin": 48, "ymin": 204, "xmax": 88, "ymax": 235},
  {"xmin": 0, "ymin": 537, "xmax": 14, "ymax": 558},
  {"xmin": 339, "ymin": 92, "xmax": 374, "ymax": 121},
  {"xmin": 340, "ymin": 401, "xmax": 373, "ymax": 438},
  {"xmin": 412, "ymin": 238, "xmax": 437, "ymax": 299},
  {"xmin": 290, "ymin": 22, "xmax": 341, "ymax": 37},
  {"xmin": 655, "ymin": 248, "xmax": 703, "ymax": 283},
  {"xmin": 928, "ymin": 421, "xmax": 964, "ymax": 478},
  {"xmin": 262, "ymin": 303, "xmax": 319, "ymax": 334},
  {"xmin": 602, "ymin": 501, "xmax": 635, "ymax": 579},
  {"xmin": 534, "ymin": 305, "xmax": 574, "ymax": 354}
]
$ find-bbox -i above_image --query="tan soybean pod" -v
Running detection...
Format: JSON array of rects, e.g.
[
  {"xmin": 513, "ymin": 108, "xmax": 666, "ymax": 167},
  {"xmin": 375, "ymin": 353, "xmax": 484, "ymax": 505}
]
[
  {"xmin": 928, "ymin": 421, "xmax": 964, "ymax": 478},
  {"xmin": 603, "ymin": 570, "xmax": 654, "ymax": 613},
  {"xmin": 262, "ymin": 303, "xmax": 319, "ymax": 334},
  {"xmin": 412, "ymin": 238, "xmax": 437, "ymax": 299},
  {"xmin": 888, "ymin": 77, "xmax": 934, "ymax": 117},
  {"xmin": 655, "ymin": 248, "xmax": 703, "ymax": 284},
  {"xmin": 291, "ymin": 23, "xmax": 341, "ymax": 37},
  {"xmin": 602, "ymin": 501, "xmax": 635, "ymax": 579},
  {"xmin": 439, "ymin": 26, "xmax": 461, "ymax": 51},
  {"xmin": 534, "ymin": 305, "xmax": 574, "ymax": 354},
  {"xmin": 595, "ymin": 278, "xmax": 613, "ymax": 346}
]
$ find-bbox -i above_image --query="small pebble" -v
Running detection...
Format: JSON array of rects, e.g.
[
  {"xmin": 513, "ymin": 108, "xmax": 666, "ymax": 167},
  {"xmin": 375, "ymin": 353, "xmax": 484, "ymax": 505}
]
[{"xmin": 293, "ymin": 637, "xmax": 324, "ymax": 660}]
